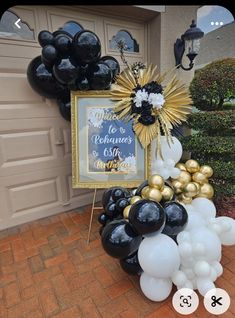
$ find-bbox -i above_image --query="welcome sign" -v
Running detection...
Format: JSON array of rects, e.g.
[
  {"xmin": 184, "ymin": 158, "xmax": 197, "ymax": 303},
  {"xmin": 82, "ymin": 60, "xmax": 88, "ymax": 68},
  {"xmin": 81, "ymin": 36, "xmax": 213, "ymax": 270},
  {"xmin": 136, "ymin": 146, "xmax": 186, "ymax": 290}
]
[{"xmin": 71, "ymin": 91, "xmax": 150, "ymax": 188}]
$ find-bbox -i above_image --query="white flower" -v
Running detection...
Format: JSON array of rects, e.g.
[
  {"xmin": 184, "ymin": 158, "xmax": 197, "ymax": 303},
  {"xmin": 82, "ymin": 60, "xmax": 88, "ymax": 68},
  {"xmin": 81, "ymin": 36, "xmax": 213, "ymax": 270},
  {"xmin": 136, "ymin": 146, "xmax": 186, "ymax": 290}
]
[
  {"xmin": 148, "ymin": 93, "xmax": 165, "ymax": 109},
  {"xmin": 133, "ymin": 89, "xmax": 149, "ymax": 108}
]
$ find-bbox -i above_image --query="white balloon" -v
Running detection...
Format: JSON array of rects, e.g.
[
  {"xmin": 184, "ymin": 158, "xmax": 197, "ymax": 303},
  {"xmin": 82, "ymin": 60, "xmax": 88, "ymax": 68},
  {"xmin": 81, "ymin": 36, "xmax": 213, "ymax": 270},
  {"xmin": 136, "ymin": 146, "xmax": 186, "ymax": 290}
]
[
  {"xmin": 209, "ymin": 267, "xmax": 218, "ymax": 282},
  {"xmin": 171, "ymin": 270, "xmax": 187, "ymax": 286},
  {"xmin": 191, "ymin": 198, "xmax": 216, "ymax": 220},
  {"xmin": 177, "ymin": 231, "xmax": 191, "ymax": 244},
  {"xmin": 159, "ymin": 136, "xmax": 183, "ymax": 163},
  {"xmin": 194, "ymin": 260, "xmax": 211, "ymax": 277},
  {"xmin": 207, "ymin": 223, "xmax": 222, "ymax": 235},
  {"xmin": 210, "ymin": 261, "xmax": 223, "ymax": 277},
  {"xmin": 178, "ymin": 242, "xmax": 193, "ymax": 258},
  {"xmin": 182, "ymin": 280, "xmax": 194, "ymax": 290},
  {"xmin": 140, "ymin": 272, "xmax": 172, "ymax": 301},
  {"xmin": 165, "ymin": 158, "xmax": 175, "ymax": 167},
  {"xmin": 189, "ymin": 227, "xmax": 221, "ymax": 262},
  {"xmin": 155, "ymin": 159, "xmax": 164, "ymax": 169},
  {"xmin": 159, "ymin": 168, "xmax": 170, "ymax": 180},
  {"xmin": 184, "ymin": 210, "xmax": 206, "ymax": 231},
  {"xmin": 184, "ymin": 204, "xmax": 196, "ymax": 214},
  {"xmin": 182, "ymin": 268, "xmax": 196, "ymax": 280},
  {"xmin": 138, "ymin": 234, "xmax": 180, "ymax": 278},
  {"xmin": 215, "ymin": 217, "xmax": 235, "ymax": 245},
  {"xmin": 196, "ymin": 278, "xmax": 215, "ymax": 296},
  {"xmin": 192, "ymin": 242, "xmax": 206, "ymax": 257},
  {"xmin": 169, "ymin": 167, "xmax": 181, "ymax": 178}
]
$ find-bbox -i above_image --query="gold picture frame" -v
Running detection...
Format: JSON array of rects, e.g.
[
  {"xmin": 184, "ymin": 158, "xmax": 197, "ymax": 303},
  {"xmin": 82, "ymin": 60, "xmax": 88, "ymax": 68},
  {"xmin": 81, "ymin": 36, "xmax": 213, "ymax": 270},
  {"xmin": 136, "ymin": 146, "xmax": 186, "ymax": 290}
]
[{"xmin": 71, "ymin": 90, "xmax": 151, "ymax": 189}]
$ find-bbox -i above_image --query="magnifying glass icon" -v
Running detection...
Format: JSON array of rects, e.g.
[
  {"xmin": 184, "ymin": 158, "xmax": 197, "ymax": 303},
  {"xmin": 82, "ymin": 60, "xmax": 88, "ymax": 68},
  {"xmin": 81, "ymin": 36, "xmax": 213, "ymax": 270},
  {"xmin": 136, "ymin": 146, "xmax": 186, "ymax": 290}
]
[{"xmin": 183, "ymin": 298, "xmax": 189, "ymax": 305}]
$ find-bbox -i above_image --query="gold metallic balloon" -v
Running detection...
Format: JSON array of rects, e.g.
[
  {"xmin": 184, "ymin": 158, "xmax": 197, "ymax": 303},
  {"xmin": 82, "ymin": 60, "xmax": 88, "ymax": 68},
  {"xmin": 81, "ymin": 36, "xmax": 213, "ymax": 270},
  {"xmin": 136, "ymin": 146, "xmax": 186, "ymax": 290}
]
[
  {"xmin": 183, "ymin": 182, "xmax": 199, "ymax": 198},
  {"xmin": 123, "ymin": 205, "xmax": 132, "ymax": 219},
  {"xmin": 148, "ymin": 174, "xmax": 164, "ymax": 190},
  {"xmin": 192, "ymin": 172, "xmax": 208, "ymax": 185},
  {"xmin": 177, "ymin": 171, "xmax": 192, "ymax": 186},
  {"xmin": 141, "ymin": 186, "xmax": 150, "ymax": 199},
  {"xmin": 179, "ymin": 193, "xmax": 193, "ymax": 204},
  {"xmin": 130, "ymin": 195, "xmax": 142, "ymax": 204},
  {"xmin": 146, "ymin": 187, "xmax": 162, "ymax": 202},
  {"xmin": 197, "ymin": 183, "xmax": 214, "ymax": 199},
  {"xmin": 185, "ymin": 159, "xmax": 200, "ymax": 173},
  {"xmin": 200, "ymin": 165, "xmax": 213, "ymax": 178},
  {"xmin": 192, "ymin": 182, "xmax": 201, "ymax": 195},
  {"xmin": 171, "ymin": 180, "xmax": 184, "ymax": 194},
  {"xmin": 161, "ymin": 186, "xmax": 174, "ymax": 201},
  {"xmin": 176, "ymin": 163, "xmax": 187, "ymax": 171}
]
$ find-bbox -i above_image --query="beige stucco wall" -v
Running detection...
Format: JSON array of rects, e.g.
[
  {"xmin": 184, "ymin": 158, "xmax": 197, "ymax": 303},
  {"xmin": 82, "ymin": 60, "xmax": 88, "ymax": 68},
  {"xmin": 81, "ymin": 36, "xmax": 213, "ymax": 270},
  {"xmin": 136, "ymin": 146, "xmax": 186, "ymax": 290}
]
[
  {"xmin": 148, "ymin": 6, "xmax": 199, "ymax": 86},
  {"xmin": 195, "ymin": 21, "xmax": 235, "ymax": 69}
]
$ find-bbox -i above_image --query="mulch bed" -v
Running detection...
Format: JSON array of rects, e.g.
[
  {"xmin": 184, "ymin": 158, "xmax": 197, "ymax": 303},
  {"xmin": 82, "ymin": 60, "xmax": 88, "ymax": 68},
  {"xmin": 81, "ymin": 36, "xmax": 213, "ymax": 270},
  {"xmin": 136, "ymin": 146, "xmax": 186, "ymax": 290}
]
[{"xmin": 215, "ymin": 196, "xmax": 235, "ymax": 219}]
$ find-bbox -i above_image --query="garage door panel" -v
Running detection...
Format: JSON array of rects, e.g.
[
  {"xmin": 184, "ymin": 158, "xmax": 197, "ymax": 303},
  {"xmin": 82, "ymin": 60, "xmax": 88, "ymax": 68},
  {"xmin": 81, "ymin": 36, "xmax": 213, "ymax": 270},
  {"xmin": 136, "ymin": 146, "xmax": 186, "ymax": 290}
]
[
  {"xmin": 0, "ymin": 118, "xmax": 71, "ymax": 176},
  {"xmin": 0, "ymin": 74, "xmax": 43, "ymax": 103},
  {"xmin": 0, "ymin": 57, "xmax": 34, "ymax": 74},
  {"xmin": 0, "ymin": 102, "xmax": 60, "ymax": 120},
  {"xmin": 47, "ymin": 10, "xmax": 96, "ymax": 32},
  {"xmin": 9, "ymin": 177, "xmax": 59, "ymax": 214}
]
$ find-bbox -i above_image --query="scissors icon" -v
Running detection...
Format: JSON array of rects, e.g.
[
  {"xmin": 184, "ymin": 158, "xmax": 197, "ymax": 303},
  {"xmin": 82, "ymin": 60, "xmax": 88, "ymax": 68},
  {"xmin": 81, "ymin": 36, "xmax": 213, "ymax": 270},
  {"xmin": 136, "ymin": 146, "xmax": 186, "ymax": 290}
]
[{"xmin": 211, "ymin": 295, "xmax": 223, "ymax": 307}]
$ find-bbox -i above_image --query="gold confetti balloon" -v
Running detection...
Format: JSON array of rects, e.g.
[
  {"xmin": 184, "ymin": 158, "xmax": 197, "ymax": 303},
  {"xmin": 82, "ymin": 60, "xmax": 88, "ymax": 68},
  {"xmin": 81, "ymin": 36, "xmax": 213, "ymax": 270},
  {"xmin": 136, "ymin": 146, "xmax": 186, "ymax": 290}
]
[
  {"xmin": 130, "ymin": 196, "xmax": 142, "ymax": 204},
  {"xmin": 192, "ymin": 172, "xmax": 208, "ymax": 185},
  {"xmin": 197, "ymin": 183, "xmax": 214, "ymax": 199},
  {"xmin": 161, "ymin": 186, "xmax": 174, "ymax": 201},
  {"xmin": 176, "ymin": 163, "xmax": 187, "ymax": 171},
  {"xmin": 146, "ymin": 187, "xmax": 162, "ymax": 202},
  {"xmin": 171, "ymin": 180, "xmax": 184, "ymax": 194},
  {"xmin": 200, "ymin": 165, "xmax": 213, "ymax": 178},
  {"xmin": 185, "ymin": 159, "xmax": 200, "ymax": 173},
  {"xmin": 177, "ymin": 171, "xmax": 192, "ymax": 186},
  {"xmin": 148, "ymin": 174, "xmax": 164, "ymax": 190},
  {"xmin": 183, "ymin": 182, "xmax": 199, "ymax": 198},
  {"xmin": 123, "ymin": 205, "xmax": 132, "ymax": 219}
]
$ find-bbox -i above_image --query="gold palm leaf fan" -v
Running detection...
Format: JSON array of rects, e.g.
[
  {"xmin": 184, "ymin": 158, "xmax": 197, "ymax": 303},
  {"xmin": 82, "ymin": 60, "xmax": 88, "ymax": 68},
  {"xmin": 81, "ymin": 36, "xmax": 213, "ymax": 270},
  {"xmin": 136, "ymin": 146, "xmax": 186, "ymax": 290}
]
[{"xmin": 110, "ymin": 63, "xmax": 192, "ymax": 157}]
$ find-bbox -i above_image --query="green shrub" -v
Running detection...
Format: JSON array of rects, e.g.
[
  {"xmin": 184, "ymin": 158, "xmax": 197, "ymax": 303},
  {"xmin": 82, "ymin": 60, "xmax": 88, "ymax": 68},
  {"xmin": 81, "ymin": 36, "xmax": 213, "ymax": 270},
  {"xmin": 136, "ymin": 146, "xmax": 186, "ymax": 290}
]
[
  {"xmin": 186, "ymin": 111, "xmax": 235, "ymax": 135},
  {"xmin": 190, "ymin": 58, "xmax": 235, "ymax": 111}
]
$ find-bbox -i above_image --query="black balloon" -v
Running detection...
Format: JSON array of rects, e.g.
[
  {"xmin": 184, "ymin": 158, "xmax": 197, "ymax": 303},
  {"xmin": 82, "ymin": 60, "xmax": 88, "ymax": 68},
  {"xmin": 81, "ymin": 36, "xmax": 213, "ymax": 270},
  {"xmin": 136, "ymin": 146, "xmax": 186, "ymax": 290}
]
[
  {"xmin": 116, "ymin": 198, "xmax": 129, "ymax": 213},
  {"xmin": 38, "ymin": 30, "xmax": 54, "ymax": 47},
  {"xmin": 111, "ymin": 187, "xmax": 129, "ymax": 202},
  {"xmin": 129, "ymin": 199, "xmax": 166, "ymax": 235},
  {"xmin": 54, "ymin": 34, "xmax": 72, "ymax": 56},
  {"xmin": 53, "ymin": 57, "xmax": 79, "ymax": 85},
  {"xmin": 73, "ymin": 30, "xmax": 101, "ymax": 64},
  {"xmin": 105, "ymin": 202, "xmax": 119, "ymax": 218},
  {"xmin": 27, "ymin": 56, "xmax": 66, "ymax": 99},
  {"xmin": 41, "ymin": 45, "xmax": 58, "ymax": 68},
  {"xmin": 99, "ymin": 56, "xmax": 120, "ymax": 82},
  {"xmin": 98, "ymin": 213, "xmax": 110, "ymax": 226},
  {"xmin": 88, "ymin": 62, "xmax": 112, "ymax": 90},
  {"xmin": 162, "ymin": 201, "xmax": 188, "ymax": 236},
  {"xmin": 102, "ymin": 187, "xmax": 115, "ymax": 208},
  {"xmin": 76, "ymin": 77, "xmax": 90, "ymax": 90},
  {"xmin": 57, "ymin": 98, "xmax": 71, "ymax": 122},
  {"xmin": 135, "ymin": 180, "xmax": 148, "ymax": 196},
  {"xmin": 101, "ymin": 219, "xmax": 142, "ymax": 259},
  {"xmin": 120, "ymin": 251, "xmax": 143, "ymax": 275}
]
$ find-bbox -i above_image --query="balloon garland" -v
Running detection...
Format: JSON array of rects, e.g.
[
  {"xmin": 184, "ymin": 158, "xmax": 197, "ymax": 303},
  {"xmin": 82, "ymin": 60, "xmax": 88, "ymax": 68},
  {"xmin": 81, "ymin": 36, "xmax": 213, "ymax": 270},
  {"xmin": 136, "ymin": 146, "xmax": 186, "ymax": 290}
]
[
  {"xmin": 27, "ymin": 27, "xmax": 120, "ymax": 121},
  {"xmin": 98, "ymin": 136, "xmax": 235, "ymax": 302}
]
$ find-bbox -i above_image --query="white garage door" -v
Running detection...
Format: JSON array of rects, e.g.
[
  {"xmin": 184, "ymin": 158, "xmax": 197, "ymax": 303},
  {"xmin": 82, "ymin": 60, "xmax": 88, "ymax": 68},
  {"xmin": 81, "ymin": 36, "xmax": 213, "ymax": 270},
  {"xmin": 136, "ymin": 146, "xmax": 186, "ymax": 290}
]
[{"xmin": 0, "ymin": 5, "xmax": 148, "ymax": 229}]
